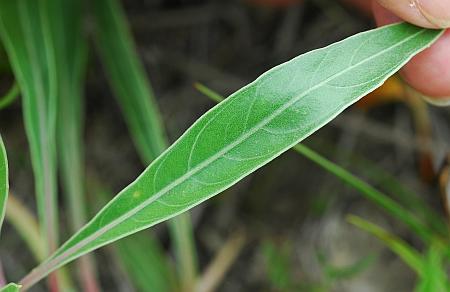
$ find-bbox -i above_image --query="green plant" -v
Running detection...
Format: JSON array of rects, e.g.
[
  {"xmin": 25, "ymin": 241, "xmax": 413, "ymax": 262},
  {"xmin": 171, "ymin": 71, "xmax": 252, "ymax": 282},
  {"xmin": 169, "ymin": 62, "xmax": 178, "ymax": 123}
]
[{"xmin": 0, "ymin": 0, "xmax": 445, "ymax": 290}]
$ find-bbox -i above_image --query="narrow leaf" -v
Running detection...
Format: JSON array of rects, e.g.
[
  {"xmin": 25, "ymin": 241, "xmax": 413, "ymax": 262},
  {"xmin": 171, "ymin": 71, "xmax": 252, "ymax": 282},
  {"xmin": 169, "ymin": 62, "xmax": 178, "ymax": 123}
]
[
  {"xmin": 0, "ymin": 136, "xmax": 7, "ymax": 235},
  {"xmin": 293, "ymin": 144, "xmax": 433, "ymax": 242},
  {"xmin": 50, "ymin": 0, "xmax": 101, "ymax": 289},
  {"xmin": 197, "ymin": 83, "xmax": 434, "ymax": 244},
  {"xmin": 92, "ymin": 0, "xmax": 166, "ymax": 162},
  {"xmin": 415, "ymin": 246, "xmax": 449, "ymax": 292},
  {"xmin": 347, "ymin": 215, "xmax": 423, "ymax": 274},
  {"xmin": 0, "ymin": 83, "xmax": 19, "ymax": 110},
  {"xmin": 21, "ymin": 23, "xmax": 442, "ymax": 288},
  {"xmin": 0, "ymin": 0, "xmax": 59, "ymax": 255}
]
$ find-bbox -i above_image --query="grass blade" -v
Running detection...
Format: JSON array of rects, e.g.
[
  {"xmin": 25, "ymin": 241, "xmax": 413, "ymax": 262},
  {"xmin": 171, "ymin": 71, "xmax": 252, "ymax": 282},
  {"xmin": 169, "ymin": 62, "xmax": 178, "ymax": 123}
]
[
  {"xmin": 0, "ymin": 83, "xmax": 19, "ymax": 110},
  {"xmin": 92, "ymin": 0, "xmax": 197, "ymax": 288},
  {"xmin": 91, "ymin": 0, "xmax": 166, "ymax": 162},
  {"xmin": 347, "ymin": 215, "xmax": 423, "ymax": 274},
  {"xmin": 0, "ymin": 136, "xmax": 7, "ymax": 235},
  {"xmin": 5, "ymin": 194, "xmax": 45, "ymax": 261},
  {"xmin": 415, "ymin": 246, "xmax": 449, "ymax": 292},
  {"xmin": 49, "ymin": 0, "xmax": 100, "ymax": 290},
  {"xmin": 0, "ymin": 0, "xmax": 59, "ymax": 256},
  {"xmin": 20, "ymin": 23, "xmax": 442, "ymax": 289},
  {"xmin": 115, "ymin": 233, "xmax": 177, "ymax": 292},
  {"xmin": 293, "ymin": 145, "xmax": 433, "ymax": 242}
]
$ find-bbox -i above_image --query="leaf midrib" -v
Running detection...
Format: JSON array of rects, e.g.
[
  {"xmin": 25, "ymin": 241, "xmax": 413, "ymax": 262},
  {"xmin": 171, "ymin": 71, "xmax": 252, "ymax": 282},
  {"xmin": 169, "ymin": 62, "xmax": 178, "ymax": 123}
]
[{"xmin": 34, "ymin": 28, "xmax": 427, "ymax": 273}]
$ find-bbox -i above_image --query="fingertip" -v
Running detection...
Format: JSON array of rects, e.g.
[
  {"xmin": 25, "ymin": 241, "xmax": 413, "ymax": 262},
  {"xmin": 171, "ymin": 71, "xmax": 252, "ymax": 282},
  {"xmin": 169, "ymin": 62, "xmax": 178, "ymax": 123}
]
[
  {"xmin": 375, "ymin": 0, "xmax": 445, "ymax": 28},
  {"xmin": 372, "ymin": 1, "xmax": 450, "ymax": 104},
  {"xmin": 401, "ymin": 30, "xmax": 450, "ymax": 100},
  {"xmin": 415, "ymin": 0, "xmax": 450, "ymax": 28},
  {"xmin": 372, "ymin": 1, "xmax": 402, "ymax": 26}
]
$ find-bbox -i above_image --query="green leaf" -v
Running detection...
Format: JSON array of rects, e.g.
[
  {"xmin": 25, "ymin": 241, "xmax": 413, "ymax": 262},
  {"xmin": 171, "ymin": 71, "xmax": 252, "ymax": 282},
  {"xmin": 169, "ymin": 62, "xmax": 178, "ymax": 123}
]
[
  {"xmin": 415, "ymin": 246, "xmax": 449, "ymax": 292},
  {"xmin": 0, "ymin": 283, "xmax": 21, "ymax": 292},
  {"xmin": 51, "ymin": 0, "xmax": 88, "ymax": 234},
  {"xmin": 49, "ymin": 0, "xmax": 100, "ymax": 289},
  {"xmin": 196, "ymin": 84, "xmax": 434, "ymax": 243},
  {"xmin": 0, "ymin": 135, "xmax": 8, "ymax": 235},
  {"xmin": 0, "ymin": 0, "xmax": 59, "ymax": 254},
  {"xmin": 20, "ymin": 23, "xmax": 442, "ymax": 288}
]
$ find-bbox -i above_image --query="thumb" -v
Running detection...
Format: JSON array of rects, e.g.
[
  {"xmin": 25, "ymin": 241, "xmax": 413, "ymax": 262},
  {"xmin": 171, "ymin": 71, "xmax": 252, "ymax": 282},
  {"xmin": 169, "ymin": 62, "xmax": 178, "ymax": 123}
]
[{"xmin": 376, "ymin": 0, "xmax": 450, "ymax": 28}]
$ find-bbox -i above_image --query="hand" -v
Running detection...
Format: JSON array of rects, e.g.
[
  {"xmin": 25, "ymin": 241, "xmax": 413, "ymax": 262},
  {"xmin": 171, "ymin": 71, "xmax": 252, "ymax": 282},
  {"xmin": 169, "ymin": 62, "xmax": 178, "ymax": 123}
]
[{"xmin": 350, "ymin": 0, "xmax": 450, "ymax": 106}]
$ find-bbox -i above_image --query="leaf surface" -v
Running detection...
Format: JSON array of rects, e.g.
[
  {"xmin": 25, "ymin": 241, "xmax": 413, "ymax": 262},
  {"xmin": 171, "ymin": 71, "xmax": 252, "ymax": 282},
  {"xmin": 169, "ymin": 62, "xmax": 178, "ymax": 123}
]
[
  {"xmin": 0, "ymin": 0, "xmax": 59, "ymax": 254},
  {"xmin": 21, "ymin": 23, "xmax": 442, "ymax": 288}
]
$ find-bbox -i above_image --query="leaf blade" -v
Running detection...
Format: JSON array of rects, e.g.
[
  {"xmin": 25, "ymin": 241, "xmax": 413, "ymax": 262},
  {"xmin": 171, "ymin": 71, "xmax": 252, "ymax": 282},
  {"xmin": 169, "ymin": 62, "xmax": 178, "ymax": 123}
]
[
  {"xmin": 0, "ymin": 0, "xmax": 59, "ymax": 254},
  {"xmin": 21, "ymin": 23, "xmax": 443, "ymax": 288}
]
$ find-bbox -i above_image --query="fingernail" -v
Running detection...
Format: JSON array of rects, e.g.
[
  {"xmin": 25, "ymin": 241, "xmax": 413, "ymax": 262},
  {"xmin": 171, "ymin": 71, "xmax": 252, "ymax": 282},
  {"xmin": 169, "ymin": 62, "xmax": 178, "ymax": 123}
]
[
  {"xmin": 415, "ymin": 0, "xmax": 450, "ymax": 28},
  {"xmin": 423, "ymin": 96, "xmax": 450, "ymax": 107}
]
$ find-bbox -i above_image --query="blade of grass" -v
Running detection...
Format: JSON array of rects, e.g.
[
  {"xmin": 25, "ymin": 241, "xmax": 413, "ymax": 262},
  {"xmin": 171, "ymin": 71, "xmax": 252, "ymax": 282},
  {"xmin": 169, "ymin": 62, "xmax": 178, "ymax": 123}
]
[
  {"xmin": 115, "ymin": 233, "xmax": 177, "ymax": 292},
  {"xmin": 20, "ymin": 23, "xmax": 442, "ymax": 289},
  {"xmin": 415, "ymin": 246, "xmax": 449, "ymax": 292},
  {"xmin": 5, "ymin": 194, "xmax": 45, "ymax": 261},
  {"xmin": 313, "ymin": 139, "xmax": 448, "ymax": 237},
  {"xmin": 169, "ymin": 214, "xmax": 197, "ymax": 291},
  {"xmin": 91, "ymin": 0, "xmax": 198, "ymax": 289},
  {"xmin": 294, "ymin": 145, "xmax": 433, "ymax": 242},
  {"xmin": 0, "ymin": 83, "xmax": 19, "ymax": 110},
  {"xmin": 0, "ymin": 0, "xmax": 59, "ymax": 256},
  {"xmin": 49, "ymin": 0, "xmax": 100, "ymax": 290},
  {"xmin": 303, "ymin": 132, "xmax": 448, "ymax": 236},
  {"xmin": 194, "ymin": 83, "xmax": 224, "ymax": 104},
  {"xmin": 347, "ymin": 215, "xmax": 423, "ymax": 274},
  {"xmin": 91, "ymin": 0, "xmax": 166, "ymax": 162},
  {"xmin": 0, "ymin": 1, "xmax": 75, "ymax": 289}
]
